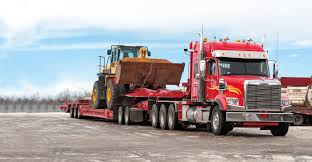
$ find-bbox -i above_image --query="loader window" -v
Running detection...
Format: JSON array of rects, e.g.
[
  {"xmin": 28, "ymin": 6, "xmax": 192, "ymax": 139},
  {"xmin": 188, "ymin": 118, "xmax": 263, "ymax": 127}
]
[{"xmin": 113, "ymin": 47, "xmax": 139, "ymax": 61}]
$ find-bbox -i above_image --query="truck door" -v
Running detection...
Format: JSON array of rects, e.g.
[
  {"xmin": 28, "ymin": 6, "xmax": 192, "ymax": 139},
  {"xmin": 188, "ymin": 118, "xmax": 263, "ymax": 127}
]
[
  {"xmin": 191, "ymin": 52, "xmax": 199, "ymax": 101},
  {"xmin": 206, "ymin": 59, "xmax": 218, "ymax": 100}
]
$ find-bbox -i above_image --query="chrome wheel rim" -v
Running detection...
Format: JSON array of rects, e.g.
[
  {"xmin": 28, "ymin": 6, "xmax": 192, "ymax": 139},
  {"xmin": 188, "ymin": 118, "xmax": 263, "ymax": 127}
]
[
  {"xmin": 168, "ymin": 110, "xmax": 173, "ymax": 128},
  {"xmin": 213, "ymin": 112, "xmax": 219, "ymax": 130},
  {"xmin": 118, "ymin": 107, "xmax": 122, "ymax": 124},
  {"xmin": 125, "ymin": 107, "xmax": 129, "ymax": 123},
  {"xmin": 152, "ymin": 110, "xmax": 156, "ymax": 126}
]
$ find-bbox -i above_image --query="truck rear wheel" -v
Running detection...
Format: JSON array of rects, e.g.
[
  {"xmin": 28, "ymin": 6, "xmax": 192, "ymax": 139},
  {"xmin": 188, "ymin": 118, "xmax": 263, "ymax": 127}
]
[
  {"xmin": 167, "ymin": 104, "xmax": 178, "ymax": 130},
  {"xmin": 211, "ymin": 106, "xmax": 228, "ymax": 135},
  {"xmin": 151, "ymin": 104, "xmax": 159, "ymax": 128},
  {"xmin": 294, "ymin": 114, "xmax": 304, "ymax": 126},
  {"xmin": 118, "ymin": 106, "xmax": 124, "ymax": 125},
  {"xmin": 92, "ymin": 81, "xmax": 106, "ymax": 109},
  {"xmin": 159, "ymin": 104, "xmax": 168, "ymax": 130},
  {"xmin": 124, "ymin": 106, "xmax": 131, "ymax": 125},
  {"xmin": 270, "ymin": 123, "xmax": 289, "ymax": 136}
]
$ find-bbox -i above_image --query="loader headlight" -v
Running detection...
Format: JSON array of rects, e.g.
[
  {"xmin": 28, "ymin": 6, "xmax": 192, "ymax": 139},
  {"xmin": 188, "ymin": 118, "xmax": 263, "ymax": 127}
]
[
  {"xmin": 226, "ymin": 97, "xmax": 239, "ymax": 106},
  {"xmin": 281, "ymin": 98, "xmax": 290, "ymax": 106}
]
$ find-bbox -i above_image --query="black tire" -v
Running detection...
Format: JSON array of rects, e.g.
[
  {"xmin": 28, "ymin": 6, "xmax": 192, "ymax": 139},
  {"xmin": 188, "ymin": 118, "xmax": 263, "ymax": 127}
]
[
  {"xmin": 69, "ymin": 106, "xmax": 74, "ymax": 118},
  {"xmin": 151, "ymin": 104, "xmax": 159, "ymax": 128},
  {"xmin": 211, "ymin": 106, "xmax": 228, "ymax": 135},
  {"xmin": 118, "ymin": 106, "xmax": 124, "ymax": 125},
  {"xmin": 159, "ymin": 104, "xmax": 168, "ymax": 130},
  {"xmin": 124, "ymin": 106, "xmax": 131, "ymax": 125},
  {"xmin": 92, "ymin": 81, "xmax": 106, "ymax": 109},
  {"xmin": 293, "ymin": 114, "xmax": 304, "ymax": 126},
  {"xmin": 74, "ymin": 106, "xmax": 78, "ymax": 118},
  {"xmin": 270, "ymin": 123, "xmax": 289, "ymax": 136},
  {"xmin": 77, "ymin": 106, "xmax": 82, "ymax": 119},
  {"xmin": 167, "ymin": 104, "xmax": 178, "ymax": 130},
  {"xmin": 106, "ymin": 80, "xmax": 125, "ymax": 110},
  {"xmin": 227, "ymin": 123, "xmax": 234, "ymax": 132}
]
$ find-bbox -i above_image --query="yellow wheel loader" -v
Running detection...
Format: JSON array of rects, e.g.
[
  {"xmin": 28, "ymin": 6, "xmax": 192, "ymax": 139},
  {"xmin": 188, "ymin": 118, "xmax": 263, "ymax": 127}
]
[{"xmin": 91, "ymin": 45, "xmax": 184, "ymax": 111}]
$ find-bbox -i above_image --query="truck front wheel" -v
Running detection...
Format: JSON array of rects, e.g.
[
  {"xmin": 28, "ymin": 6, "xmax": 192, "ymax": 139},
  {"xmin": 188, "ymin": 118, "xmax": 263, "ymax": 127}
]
[
  {"xmin": 211, "ymin": 106, "xmax": 228, "ymax": 135},
  {"xmin": 270, "ymin": 123, "xmax": 289, "ymax": 136}
]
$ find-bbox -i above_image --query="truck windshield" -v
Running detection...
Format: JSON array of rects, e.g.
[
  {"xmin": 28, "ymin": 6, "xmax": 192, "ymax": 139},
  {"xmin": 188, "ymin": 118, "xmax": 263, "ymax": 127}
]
[{"xmin": 218, "ymin": 58, "xmax": 269, "ymax": 76}]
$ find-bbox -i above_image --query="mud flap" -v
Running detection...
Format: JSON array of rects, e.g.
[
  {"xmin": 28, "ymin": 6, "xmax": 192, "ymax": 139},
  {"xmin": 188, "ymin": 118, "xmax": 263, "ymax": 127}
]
[{"xmin": 130, "ymin": 108, "xmax": 144, "ymax": 123}]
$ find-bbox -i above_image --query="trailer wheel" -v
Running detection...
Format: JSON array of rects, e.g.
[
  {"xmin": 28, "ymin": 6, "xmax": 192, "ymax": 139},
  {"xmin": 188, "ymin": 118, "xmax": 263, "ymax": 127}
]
[
  {"xmin": 124, "ymin": 106, "xmax": 131, "ymax": 125},
  {"xmin": 167, "ymin": 104, "xmax": 178, "ymax": 130},
  {"xmin": 69, "ymin": 106, "xmax": 74, "ymax": 118},
  {"xmin": 77, "ymin": 106, "xmax": 82, "ymax": 119},
  {"xmin": 211, "ymin": 106, "xmax": 228, "ymax": 135},
  {"xmin": 118, "ymin": 106, "xmax": 124, "ymax": 125},
  {"xmin": 106, "ymin": 80, "xmax": 125, "ymax": 110},
  {"xmin": 74, "ymin": 106, "xmax": 79, "ymax": 118},
  {"xmin": 293, "ymin": 114, "xmax": 304, "ymax": 126},
  {"xmin": 151, "ymin": 104, "xmax": 159, "ymax": 128},
  {"xmin": 270, "ymin": 123, "xmax": 289, "ymax": 136},
  {"xmin": 159, "ymin": 104, "xmax": 168, "ymax": 130},
  {"xmin": 92, "ymin": 81, "xmax": 106, "ymax": 109}
]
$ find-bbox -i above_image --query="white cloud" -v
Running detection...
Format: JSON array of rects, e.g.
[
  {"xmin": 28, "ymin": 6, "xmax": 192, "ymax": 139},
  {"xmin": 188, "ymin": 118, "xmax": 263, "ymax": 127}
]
[
  {"xmin": 292, "ymin": 40, "xmax": 312, "ymax": 47},
  {"xmin": 0, "ymin": 0, "xmax": 312, "ymax": 50}
]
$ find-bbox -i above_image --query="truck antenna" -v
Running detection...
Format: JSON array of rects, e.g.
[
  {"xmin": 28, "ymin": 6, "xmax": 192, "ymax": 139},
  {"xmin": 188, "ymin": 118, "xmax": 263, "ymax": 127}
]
[{"xmin": 276, "ymin": 32, "xmax": 279, "ymax": 62}]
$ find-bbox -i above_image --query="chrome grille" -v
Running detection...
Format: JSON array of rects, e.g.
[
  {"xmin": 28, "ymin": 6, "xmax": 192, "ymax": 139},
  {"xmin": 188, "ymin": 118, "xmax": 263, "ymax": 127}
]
[{"xmin": 246, "ymin": 83, "xmax": 281, "ymax": 111}]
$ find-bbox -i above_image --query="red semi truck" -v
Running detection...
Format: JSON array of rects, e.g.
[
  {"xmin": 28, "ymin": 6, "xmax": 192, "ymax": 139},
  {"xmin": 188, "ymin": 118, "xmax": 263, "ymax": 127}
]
[{"xmin": 60, "ymin": 35, "xmax": 293, "ymax": 136}]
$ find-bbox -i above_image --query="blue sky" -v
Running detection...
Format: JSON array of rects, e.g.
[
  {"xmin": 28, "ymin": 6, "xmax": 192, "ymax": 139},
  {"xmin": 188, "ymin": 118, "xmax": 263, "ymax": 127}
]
[{"xmin": 0, "ymin": 0, "xmax": 311, "ymax": 96}]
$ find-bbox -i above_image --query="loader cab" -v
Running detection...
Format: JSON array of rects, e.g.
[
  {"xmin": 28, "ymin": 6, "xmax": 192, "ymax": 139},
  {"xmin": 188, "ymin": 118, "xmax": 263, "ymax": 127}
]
[{"xmin": 107, "ymin": 45, "xmax": 151, "ymax": 64}]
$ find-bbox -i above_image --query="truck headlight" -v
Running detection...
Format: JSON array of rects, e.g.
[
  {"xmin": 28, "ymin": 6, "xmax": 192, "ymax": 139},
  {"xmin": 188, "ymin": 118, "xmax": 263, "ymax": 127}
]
[
  {"xmin": 281, "ymin": 98, "xmax": 290, "ymax": 106},
  {"xmin": 226, "ymin": 97, "xmax": 239, "ymax": 106}
]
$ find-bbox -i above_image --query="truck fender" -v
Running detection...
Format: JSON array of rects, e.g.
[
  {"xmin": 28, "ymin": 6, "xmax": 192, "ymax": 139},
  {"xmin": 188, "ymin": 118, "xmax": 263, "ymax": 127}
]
[
  {"xmin": 208, "ymin": 97, "xmax": 226, "ymax": 121},
  {"xmin": 214, "ymin": 94, "xmax": 228, "ymax": 111}
]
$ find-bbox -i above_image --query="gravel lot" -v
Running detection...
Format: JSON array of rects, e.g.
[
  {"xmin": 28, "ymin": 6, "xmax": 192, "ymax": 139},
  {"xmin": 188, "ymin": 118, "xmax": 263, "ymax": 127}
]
[{"xmin": 0, "ymin": 113, "xmax": 312, "ymax": 161}]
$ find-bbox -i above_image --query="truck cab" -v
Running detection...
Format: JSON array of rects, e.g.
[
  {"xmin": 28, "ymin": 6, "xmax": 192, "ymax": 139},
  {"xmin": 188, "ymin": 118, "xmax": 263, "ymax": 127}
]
[{"xmin": 185, "ymin": 37, "xmax": 293, "ymax": 135}]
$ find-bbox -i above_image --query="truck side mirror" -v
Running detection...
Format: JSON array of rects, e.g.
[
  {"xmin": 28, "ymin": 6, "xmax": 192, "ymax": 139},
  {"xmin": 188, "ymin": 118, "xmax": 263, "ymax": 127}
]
[
  {"xmin": 148, "ymin": 51, "xmax": 151, "ymax": 57},
  {"xmin": 273, "ymin": 63, "xmax": 279, "ymax": 79},
  {"xmin": 107, "ymin": 50, "xmax": 112, "ymax": 55}
]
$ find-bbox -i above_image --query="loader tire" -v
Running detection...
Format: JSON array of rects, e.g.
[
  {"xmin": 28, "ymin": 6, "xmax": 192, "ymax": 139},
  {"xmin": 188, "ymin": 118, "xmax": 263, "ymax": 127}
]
[
  {"xmin": 106, "ymin": 80, "xmax": 125, "ymax": 110},
  {"xmin": 92, "ymin": 81, "xmax": 106, "ymax": 109}
]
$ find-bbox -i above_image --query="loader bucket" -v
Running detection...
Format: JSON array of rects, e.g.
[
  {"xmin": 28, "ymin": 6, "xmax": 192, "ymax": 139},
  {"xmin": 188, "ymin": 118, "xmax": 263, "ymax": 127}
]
[{"xmin": 115, "ymin": 58, "xmax": 185, "ymax": 88}]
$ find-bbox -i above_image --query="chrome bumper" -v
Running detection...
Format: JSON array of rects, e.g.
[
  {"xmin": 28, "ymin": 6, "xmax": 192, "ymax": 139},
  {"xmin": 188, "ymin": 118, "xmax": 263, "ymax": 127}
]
[{"xmin": 226, "ymin": 112, "xmax": 293, "ymax": 122}]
